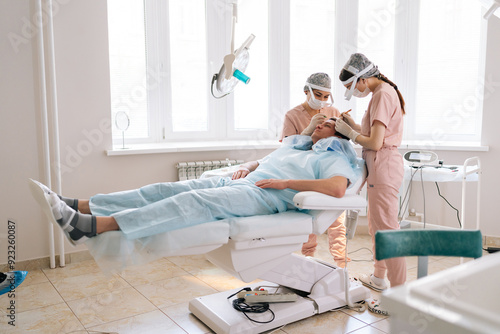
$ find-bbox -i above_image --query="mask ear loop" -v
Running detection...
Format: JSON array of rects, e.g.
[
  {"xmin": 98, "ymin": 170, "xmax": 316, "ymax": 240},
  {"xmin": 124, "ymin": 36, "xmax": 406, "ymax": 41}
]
[
  {"xmin": 328, "ymin": 94, "xmax": 334, "ymax": 106},
  {"xmin": 343, "ymin": 76, "xmax": 358, "ymax": 101},
  {"xmin": 307, "ymin": 85, "xmax": 316, "ymax": 102}
]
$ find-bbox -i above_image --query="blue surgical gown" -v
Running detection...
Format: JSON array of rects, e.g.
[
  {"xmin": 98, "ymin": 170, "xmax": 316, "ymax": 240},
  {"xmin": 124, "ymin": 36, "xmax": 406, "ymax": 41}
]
[{"xmin": 90, "ymin": 136, "xmax": 362, "ymax": 240}]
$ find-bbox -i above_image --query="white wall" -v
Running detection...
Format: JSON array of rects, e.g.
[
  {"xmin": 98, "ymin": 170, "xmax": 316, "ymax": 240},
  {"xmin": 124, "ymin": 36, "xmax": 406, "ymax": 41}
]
[
  {"xmin": 1, "ymin": 0, "xmax": 46, "ymax": 263},
  {"xmin": 1, "ymin": 0, "xmax": 499, "ymax": 264}
]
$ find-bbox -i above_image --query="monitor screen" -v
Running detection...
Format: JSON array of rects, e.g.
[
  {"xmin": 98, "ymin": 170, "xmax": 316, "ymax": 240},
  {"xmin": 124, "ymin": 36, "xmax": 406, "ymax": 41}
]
[{"xmin": 409, "ymin": 152, "xmax": 433, "ymax": 161}]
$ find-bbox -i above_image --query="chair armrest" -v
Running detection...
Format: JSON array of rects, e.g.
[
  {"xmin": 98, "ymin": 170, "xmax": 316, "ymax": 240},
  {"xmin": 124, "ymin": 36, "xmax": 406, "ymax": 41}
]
[{"xmin": 293, "ymin": 191, "xmax": 367, "ymax": 210}]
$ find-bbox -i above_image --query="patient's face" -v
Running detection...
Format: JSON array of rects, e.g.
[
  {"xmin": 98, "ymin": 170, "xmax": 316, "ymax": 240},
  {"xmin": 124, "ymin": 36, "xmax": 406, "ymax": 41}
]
[{"xmin": 311, "ymin": 119, "xmax": 337, "ymax": 142}]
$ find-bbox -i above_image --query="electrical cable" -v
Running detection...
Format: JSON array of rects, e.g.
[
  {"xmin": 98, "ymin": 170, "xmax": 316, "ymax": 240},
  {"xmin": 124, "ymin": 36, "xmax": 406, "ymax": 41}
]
[
  {"xmin": 343, "ymin": 230, "xmax": 367, "ymax": 313},
  {"xmin": 400, "ymin": 165, "xmax": 464, "ymax": 229},
  {"xmin": 348, "ymin": 247, "xmax": 374, "ymax": 262},
  {"xmin": 398, "ymin": 166, "xmax": 422, "ymax": 223},
  {"xmin": 227, "ymin": 287, "xmax": 276, "ymax": 324},
  {"xmin": 419, "ymin": 167, "xmax": 426, "ymax": 229},
  {"xmin": 348, "ymin": 247, "xmax": 373, "ymax": 255},
  {"xmin": 210, "ymin": 74, "xmax": 231, "ymax": 99},
  {"xmin": 231, "ymin": 299, "xmax": 276, "ymax": 324},
  {"xmin": 435, "ymin": 182, "xmax": 462, "ymax": 228}
]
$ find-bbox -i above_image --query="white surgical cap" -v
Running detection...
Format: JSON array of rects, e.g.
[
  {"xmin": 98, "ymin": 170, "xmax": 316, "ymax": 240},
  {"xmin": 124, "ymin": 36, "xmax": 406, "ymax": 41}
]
[
  {"xmin": 341, "ymin": 53, "xmax": 380, "ymax": 100},
  {"xmin": 304, "ymin": 72, "xmax": 331, "ymax": 92}
]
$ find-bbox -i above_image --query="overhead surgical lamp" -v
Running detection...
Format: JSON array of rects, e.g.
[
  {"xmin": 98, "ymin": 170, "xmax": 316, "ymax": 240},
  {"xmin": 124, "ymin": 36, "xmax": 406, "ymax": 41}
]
[{"xmin": 211, "ymin": 1, "xmax": 255, "ymax": 99}]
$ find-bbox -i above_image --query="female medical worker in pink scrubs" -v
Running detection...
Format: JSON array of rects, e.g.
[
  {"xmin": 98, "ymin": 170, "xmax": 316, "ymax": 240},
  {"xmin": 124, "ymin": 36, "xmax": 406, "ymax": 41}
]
[
  {"xmin": 280, "ymin": 73, "xmax": 349, "ymax": 268},
  {"xmin": 335, "ymin": 53, "xmax": 406, "ymax": 315},
  {"xmin": 280, "ymin": 73, "xmax": 339, "ymax": 141}
]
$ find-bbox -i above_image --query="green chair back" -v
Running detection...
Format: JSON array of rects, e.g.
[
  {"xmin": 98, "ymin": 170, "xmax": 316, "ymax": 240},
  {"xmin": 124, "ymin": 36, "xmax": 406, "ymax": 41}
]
[{"xmin": 375, "ymin": 229, "xmax": 482, "ymax": 278}]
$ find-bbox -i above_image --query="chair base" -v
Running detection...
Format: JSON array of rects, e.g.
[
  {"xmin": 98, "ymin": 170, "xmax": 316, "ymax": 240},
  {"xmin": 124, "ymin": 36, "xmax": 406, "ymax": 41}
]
[{"xmin": 189, "ymin": 275, "xmax": 370, "ymax": 333}]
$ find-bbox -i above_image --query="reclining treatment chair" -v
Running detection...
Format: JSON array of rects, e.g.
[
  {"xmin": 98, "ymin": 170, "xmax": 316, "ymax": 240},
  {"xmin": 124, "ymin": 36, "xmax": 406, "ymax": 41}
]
[{"xmin": 85, "ymin": 161, "xmax": 370, "ymax": 334}]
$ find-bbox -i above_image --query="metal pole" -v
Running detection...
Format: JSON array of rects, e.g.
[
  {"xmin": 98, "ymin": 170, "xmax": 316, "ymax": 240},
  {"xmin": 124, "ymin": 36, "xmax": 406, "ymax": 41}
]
[{"xmin": 36, "ymin": 0, "xmax": 56, "ymax": 269}]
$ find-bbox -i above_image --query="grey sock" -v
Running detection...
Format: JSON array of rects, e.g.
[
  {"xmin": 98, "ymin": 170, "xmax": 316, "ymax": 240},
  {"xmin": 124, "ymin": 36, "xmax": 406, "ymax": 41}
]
[
  {"xmin": 50, "ymin": 194, "xmax": 96, "ymax": 243},
  {"xmin": 59, "ymin": 196, "xmax": 79, "ymax": 211}
]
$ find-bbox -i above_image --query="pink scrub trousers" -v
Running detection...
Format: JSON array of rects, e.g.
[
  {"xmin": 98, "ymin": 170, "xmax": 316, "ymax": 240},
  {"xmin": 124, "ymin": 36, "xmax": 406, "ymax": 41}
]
[
  {"xmin": 364, "ymin": 147, "xmax": 406, "ymax": 287},
  {"xmin": 301, "ymin": 212, "xmax": 350, "ymax": 267},
  {"xmin": 281, "ymin": 104, "xmax": 348, "ymax": 266}
]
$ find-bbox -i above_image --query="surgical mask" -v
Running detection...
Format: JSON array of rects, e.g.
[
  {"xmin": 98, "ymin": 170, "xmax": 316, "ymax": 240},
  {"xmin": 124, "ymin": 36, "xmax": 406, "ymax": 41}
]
[
  {"xmin": 307, "ymin": 86, "xmax": 332, "ymax": 110},
  {"xmin": 353, "ymin": 85, "xmax": 370, "ymax": 98}
]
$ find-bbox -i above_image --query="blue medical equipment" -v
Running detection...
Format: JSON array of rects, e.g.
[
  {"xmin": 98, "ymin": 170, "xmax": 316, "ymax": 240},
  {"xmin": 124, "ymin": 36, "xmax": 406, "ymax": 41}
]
[{"xmin": 233, "ymin": 68, "xmax": 250, "ymax": 84}]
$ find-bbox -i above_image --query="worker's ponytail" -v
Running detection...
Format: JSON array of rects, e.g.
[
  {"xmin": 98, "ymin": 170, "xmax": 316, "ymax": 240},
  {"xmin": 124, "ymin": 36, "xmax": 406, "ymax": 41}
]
[{"xmin": 377, "ymin": 73, "xmax": 406, "ymax": 115}]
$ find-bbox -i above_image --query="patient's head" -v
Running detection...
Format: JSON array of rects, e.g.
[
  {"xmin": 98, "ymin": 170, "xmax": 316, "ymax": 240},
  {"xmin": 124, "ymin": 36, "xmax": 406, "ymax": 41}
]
[{"xmin": 311, "ymin": 118, "xmax": 349, "ymax": 143}]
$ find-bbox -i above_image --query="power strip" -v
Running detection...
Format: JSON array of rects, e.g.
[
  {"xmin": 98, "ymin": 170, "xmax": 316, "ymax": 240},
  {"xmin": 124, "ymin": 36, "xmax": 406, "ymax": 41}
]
[
  {"xmin": 237, "ymin": 290, "xmax": 269, "ymax": 298},
  {"xmin": 237, "ymin": 290, "xmax": 297, "ymax": 303},
  {"xmin": 244, "ymin": 293, "xmax": 297, "ymax": 303}
]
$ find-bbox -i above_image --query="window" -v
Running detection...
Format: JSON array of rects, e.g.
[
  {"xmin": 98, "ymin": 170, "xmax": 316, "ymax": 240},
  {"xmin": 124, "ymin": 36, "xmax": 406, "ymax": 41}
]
[
  {"xmin": 412, "ymin": 0, "xmax": 484, "ymax": 143},
  {"xmin": 289, "ymin": 0, "xmax": 336, "ymax": 109},
  {"xmin": 233, "ymin": 0, "xmax": 269, "ymax": 133},
  {"xmin": 107, "ymin": 0, "xmax": 486, "ymax": 148},
  {"xmin": 355, "ymin": 0, "xmax": 395, "ymax": 125},
  {"xmin": 108, "ymin": 0, "xmax": 148, "ymax": 140},
  {"xmin": 351, "ymin": 0, "xmax": 485, "ymax": 145},
  {"xmin": 108, "ymin": 0, "xmax": 273, "ymax": 145},
  {"xmin": 169, "ymin": 0, "xmax": 208, "ymax": 133}
]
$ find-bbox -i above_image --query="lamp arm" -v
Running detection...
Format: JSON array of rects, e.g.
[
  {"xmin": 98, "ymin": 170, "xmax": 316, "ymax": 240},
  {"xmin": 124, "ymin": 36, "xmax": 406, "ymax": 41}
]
[{"xmin": 484, "ymin": 0, "xmax": 500, "ymax": 19}]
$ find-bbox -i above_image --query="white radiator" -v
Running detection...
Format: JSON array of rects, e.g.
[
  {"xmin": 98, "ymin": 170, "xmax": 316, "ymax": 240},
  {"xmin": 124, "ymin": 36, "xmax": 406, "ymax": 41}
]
[{"xmin": 176, "ymin": 159, "xmax": 244, "ymax": 181}]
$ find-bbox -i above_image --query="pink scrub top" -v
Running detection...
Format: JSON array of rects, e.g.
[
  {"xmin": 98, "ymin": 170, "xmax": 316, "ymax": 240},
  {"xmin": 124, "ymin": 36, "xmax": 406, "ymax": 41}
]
[
  {"xmin": 361, "ymin": 82, "xmax": 403, "ymax": 149},
  {"xmin": 361, "ymin": 82, "xmax": 404, "ymax": 189},
  {"xmin": 280, "ymin": 104, "xmax": 340, "ymax": 141}
]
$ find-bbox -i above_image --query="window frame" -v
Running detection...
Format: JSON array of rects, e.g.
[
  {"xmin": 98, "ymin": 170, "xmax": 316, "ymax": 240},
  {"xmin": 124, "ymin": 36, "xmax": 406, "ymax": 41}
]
[
  {"xmin": 143, "ymin": 0, "xmax": 277, "ymax": 145},
  {"xmin": 109, "ymin": 0, "xmax": 487, "ymax": 148},
  {"xmin": 396, "ymin": 0, "xmax": 487, "ymax": 145}
]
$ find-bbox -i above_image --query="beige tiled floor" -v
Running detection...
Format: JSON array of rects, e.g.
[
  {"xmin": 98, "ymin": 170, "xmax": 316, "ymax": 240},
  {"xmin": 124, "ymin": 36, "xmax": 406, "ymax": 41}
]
[{"xmin": 0, "ymin": 234, "xmax": 481, "ymax": 333}]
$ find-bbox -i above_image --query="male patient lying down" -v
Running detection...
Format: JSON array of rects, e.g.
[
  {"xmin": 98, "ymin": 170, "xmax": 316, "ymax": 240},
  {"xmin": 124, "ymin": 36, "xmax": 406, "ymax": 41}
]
[{"xmin": 30, "ymin": 118, "xmax": 362, "ymax": 246}]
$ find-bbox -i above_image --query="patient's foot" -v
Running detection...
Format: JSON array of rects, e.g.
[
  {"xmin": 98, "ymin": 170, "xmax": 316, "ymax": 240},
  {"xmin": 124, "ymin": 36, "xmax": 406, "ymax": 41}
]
[
  {"xmin": 32, "ymin": 180, "xmax": 79, "ymax": 211},
  {"xmin": 49, "ymin": 193, "xmax": 96, "ymax": 245}
]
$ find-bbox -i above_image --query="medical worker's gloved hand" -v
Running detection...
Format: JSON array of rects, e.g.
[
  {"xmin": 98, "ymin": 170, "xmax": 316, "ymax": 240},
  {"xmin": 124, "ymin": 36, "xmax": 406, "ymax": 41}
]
[
  {"xmin": 341, "ymin": 112, "xmax": 356, "ymax": 127},
  {"xmin": 232, "ymin": 167, "xmax": 250, "ymax": 180},
  {"xmin": 336, "ymin": 119, "xmax": 359, "ymax": 142},
  {"xmin": 301, "ymin": 113, "xmax": 327, "ymax": 136}
]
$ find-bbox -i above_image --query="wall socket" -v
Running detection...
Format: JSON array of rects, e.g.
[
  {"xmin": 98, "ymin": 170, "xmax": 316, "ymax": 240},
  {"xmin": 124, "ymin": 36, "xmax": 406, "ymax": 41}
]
[{"xmin": 407, "ymin": 209, "xmax": 424, "ymax": 222}]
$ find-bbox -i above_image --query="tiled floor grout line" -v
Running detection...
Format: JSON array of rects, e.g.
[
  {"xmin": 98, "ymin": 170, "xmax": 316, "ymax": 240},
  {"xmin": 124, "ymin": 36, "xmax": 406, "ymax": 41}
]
[
  {"xmin": 156, "ymin": 308, "xmax": 190, "ymax": 334},
  {"xmin": 42, "ymin": 264, "xmax": 164, "ymax": 333},
  {"xmin": 116, "ymin": 263, "xmax": 201, "ymax": 334},
  {"xmin": 44, "ymin": 271, "xmax": 89, "ymax": 334}
]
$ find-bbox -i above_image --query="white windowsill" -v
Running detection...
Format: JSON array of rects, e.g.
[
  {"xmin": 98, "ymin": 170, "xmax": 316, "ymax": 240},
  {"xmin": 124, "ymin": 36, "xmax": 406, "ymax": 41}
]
[
  {"xmin": 398, "ymin": 141, "xmax": 489, "ymax": 152},
  {"xmin": 107, "ymin": 140, "xmax": 282, "ymax": 156},
  {"xmin": 106, "ymin": 140, "xmax": 489, "ymax": 156}
]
